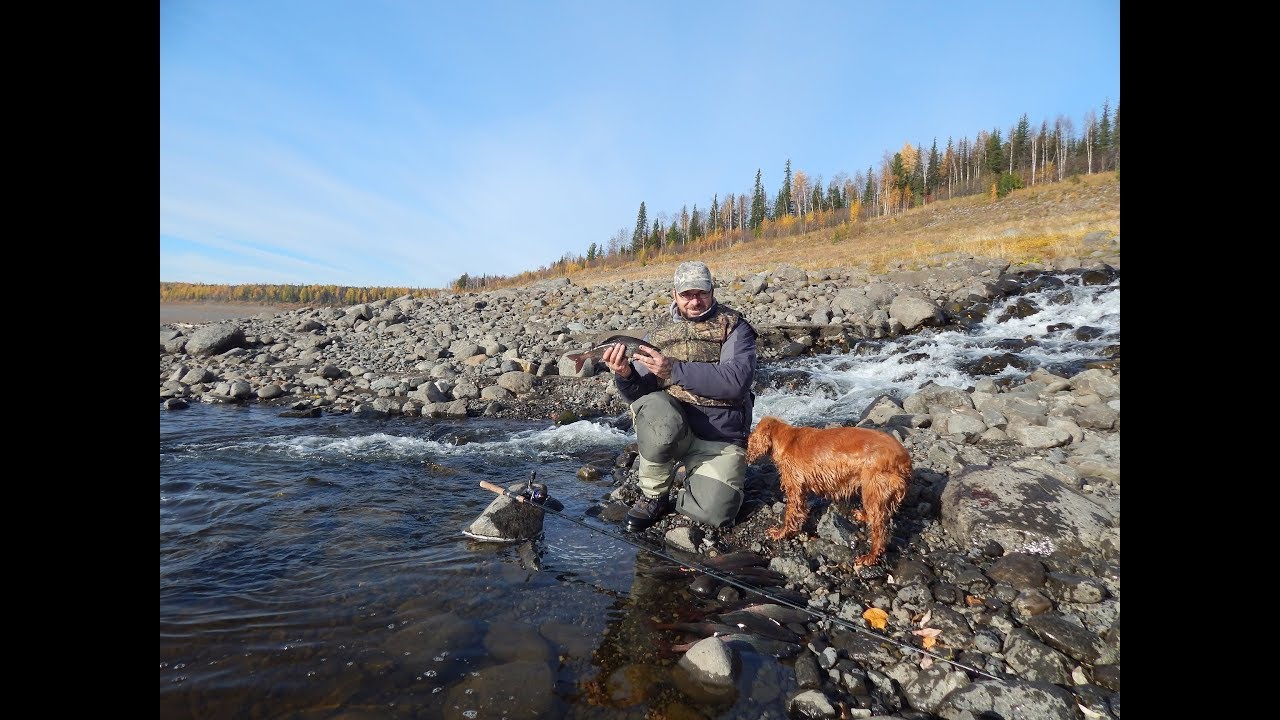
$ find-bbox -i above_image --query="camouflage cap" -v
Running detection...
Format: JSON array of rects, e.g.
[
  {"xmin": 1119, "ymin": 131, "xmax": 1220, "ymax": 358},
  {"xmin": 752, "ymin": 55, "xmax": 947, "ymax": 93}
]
[{"xmin": 673, "ymin": 261, "xmax": 713, "ymax": 293}]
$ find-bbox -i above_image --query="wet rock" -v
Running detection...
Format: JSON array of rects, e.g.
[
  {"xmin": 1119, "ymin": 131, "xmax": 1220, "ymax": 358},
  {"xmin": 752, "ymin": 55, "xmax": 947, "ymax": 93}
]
[
  {"xmin": 1003, "ymin": 629, "xmax": 1072, "ymax": 685},
  {"xmin": 673, "ymin": 636, "xmax": 737, "ymax": 703},
  {"xmin": 886, "ymin": 662, "xmax": 971, "ymax": 715},
  {"xmin": 1023, "ymin": 613, "xmax": 1113, "ymax": 665},
  {"xmin": 787, "ymin": 689, "xmax": 838, "ymax": 719},
  {"xmin": 940, "ymin": 467, "xmax": 1112, "ymax": 558},
  {"xmin": 937, "ymin": 678, "xmax": 1078, "ymax": 719},
  {"xmin": 462, "ymin": 482, "xmax": 545, "ymax": 541},
  {"xmin": 1011, "ymin": 589, "xmax": 1053, "ymax": 618},
  {"xmin": 1093, "ymin": 663, "xmax": 1121, "ymax": 691}
]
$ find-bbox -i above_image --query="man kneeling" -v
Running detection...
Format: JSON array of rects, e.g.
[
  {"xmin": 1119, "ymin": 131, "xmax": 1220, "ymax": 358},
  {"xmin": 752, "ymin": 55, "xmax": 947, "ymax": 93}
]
[{"xmin": 599, "ymin": 261, "xmax": 758, "ymax": 531}]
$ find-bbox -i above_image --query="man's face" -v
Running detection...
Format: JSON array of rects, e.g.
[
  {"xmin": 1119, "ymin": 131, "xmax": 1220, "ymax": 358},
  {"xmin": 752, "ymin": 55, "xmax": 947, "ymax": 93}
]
[{"xmin": 673, "ymin": 288, "xmax": 714, "ymax": 319}]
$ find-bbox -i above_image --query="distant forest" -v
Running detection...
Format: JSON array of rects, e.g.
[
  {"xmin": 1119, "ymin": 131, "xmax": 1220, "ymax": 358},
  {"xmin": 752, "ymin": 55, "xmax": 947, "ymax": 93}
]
[
  {"xmin": 159, "ymin": 281, "xmax": 426, "ymax": 307},
  {"xmin": 160, "ymin": 98, "xmax": 1117, "ymax": 305}
]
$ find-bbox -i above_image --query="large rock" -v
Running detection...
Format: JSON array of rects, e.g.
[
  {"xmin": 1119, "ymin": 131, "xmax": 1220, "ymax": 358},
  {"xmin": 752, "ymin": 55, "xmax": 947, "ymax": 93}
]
[
  {"xmin": 939, "ymin": 465, "xmax": 1113, "ymax": 558},
  {"xmin": 936, "ymin": 679, "xmax": 1078, "ymax": 720},
  {"xmin": 889, "ymin": 294, "xmax": 944, "ymax": 329},
  {"xmin": 183, "ymin": 324, "xmax": 245, "ymax": 357},
  {"xmin": 463, "ymin": 482, "xmax": 546, "ymax": 542}
]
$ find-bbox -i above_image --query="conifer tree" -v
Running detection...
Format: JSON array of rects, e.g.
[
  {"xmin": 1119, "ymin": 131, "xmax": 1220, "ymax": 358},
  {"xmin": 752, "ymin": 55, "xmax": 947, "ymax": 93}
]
[
  {"xmin": 749, "ymin": 169, "xmax": 767, "ymax": 229},
  {"xmin": 985, "ymin": 128, "xmax": 1004, "ymax": 176},
  {"xmin": 910, "ymin": 144, "xmax": 925, "ymax": 205},
  {"xmin": 825, "ymin": 176, "xmax": 844, "ymax": 209},
  {"xmin": 927, "ymin": 139, "xmax": 941, "ymax": 199},
  {"xmin": 774, "ymin": 159, "xmax": 794, "ymax": 217},
  {"xmin": 1013, "ymin": 114, "xmax": 1031, "ymax": 177},
  {"xmin": 1112, "ymin": 102, "xmax": 1120, "ymax": 170},
  {"xmin": 1097, "ymin": 99, "xmax": 1113, "ymax": 172},
  {"xmin": 631, "ymin": 202, "xmax": 648, "ymax": 253}
]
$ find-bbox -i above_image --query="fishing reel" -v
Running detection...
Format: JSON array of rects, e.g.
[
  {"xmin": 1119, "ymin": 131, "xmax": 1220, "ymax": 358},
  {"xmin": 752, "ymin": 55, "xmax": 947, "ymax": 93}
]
[
  {"xmin": 527, "ymin": 482, "xmax": 549, "ymax": 505},
  {"xmin": 519, "ymin": 472, "xmax": 563, "ymax": 511}
]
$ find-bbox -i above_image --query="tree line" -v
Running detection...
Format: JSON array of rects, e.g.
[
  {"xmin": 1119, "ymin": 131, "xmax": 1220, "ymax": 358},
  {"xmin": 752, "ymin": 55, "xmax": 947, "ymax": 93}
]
[
  {"xmin": 159, "ymin": 282, "xmax": 432, "ymax": 305},
  {"xmin": 453, "ymin": 98, "xmax": 1118, "ymax": 292}
]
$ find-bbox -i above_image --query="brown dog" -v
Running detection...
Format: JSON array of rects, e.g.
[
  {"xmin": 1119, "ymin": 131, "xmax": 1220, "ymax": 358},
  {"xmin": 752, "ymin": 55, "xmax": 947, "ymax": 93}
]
[{"xmin": 746, "ymin": 416, "xmax": 910, "ymax": 567}]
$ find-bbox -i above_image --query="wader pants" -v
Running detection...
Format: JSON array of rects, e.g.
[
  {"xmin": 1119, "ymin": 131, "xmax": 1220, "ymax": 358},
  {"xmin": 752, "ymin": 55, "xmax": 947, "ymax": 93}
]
[{"xmin": 630, "ymin": 391, "xmax": 746, "ymax": 527}]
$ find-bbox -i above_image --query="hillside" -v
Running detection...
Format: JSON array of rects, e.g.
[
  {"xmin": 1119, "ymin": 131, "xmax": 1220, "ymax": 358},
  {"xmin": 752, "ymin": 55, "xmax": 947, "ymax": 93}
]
[{"xmin": 567, "ymin": 171, "xmax": 1119, "ymax": 288}]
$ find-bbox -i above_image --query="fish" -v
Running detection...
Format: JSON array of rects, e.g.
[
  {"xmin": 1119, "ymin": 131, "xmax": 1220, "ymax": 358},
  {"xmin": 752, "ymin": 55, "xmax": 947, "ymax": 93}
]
[
  {"xmin": 738, "ymin": 603, "xmax": 815, "ymax": 625},
  {"xmin": 718, "ymin": 633, "xmax": 803, "ymax": 658},
  {"xmin": 565, "ymin": 335, "xmax": 662, "ymax": 372},
  {"xmin": 719, "ymin": 565, "xmax": 788, "ymax": 586},
  {"xmin": 701, "ymin": 551, "xmax": 771, "ymax": 571},
  {"xmin": 717, "ymin": 610, "xmax": 803, "ymax": 643},
  {"xmin": 677, "ymin": 633, "xmax": 803, "ymax": 659},
  {"xmin": 653, "ymin": 621, "xmax": 740, "ymax": 638}
]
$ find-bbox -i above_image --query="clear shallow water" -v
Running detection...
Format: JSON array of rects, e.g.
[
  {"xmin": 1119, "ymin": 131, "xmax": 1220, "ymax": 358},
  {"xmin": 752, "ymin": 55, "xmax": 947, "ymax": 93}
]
[{"xmin": 159, "ymin": 272, "xmax": 1118, "ymax": 718}]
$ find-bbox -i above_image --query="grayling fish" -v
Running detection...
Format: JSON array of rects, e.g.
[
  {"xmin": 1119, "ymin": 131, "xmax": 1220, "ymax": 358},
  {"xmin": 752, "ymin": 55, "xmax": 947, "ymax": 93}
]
[
  {"xmin": 566, "ymin": 335, "xmax": 662, "ymax": 372},
  {"xmin": 717, "ymin": 610, "xmax": 802, "ymax": 643},
  {"xmin": 701, "ymin": 551, "xmax": 770, "ymax": 571},
  {"xmin": 739, "ymin": 603, "xmax": 815, "ymax": 625},
  {"xmin": 653, "ymin": 621, "xmax": 740, "ymax": 638},
  {"xmin": 695, "ymin": 633, "xmax": 803, "ymax": 659}
]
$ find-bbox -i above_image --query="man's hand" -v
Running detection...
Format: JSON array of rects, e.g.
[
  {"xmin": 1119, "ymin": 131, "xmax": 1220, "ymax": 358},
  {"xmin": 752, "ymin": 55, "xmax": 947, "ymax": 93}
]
[
  {"xmin": 632, "ymin": 346, "xmax": 673, "ymax": 381},
  {"xmin": 601, "ymin": 343, "xmax": 633, "ymax": 377}
]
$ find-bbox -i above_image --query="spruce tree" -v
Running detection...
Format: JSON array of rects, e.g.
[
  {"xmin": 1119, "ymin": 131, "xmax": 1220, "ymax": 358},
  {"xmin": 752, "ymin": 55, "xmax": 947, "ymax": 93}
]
[
  {"xmin": 1097, "ymin": 99, "xmax": 1113, "ymax": 171},
  {"xmin": 1112, "ymin": 102, "xmax": 1120, "ymax": 170},
  {"xmin": 631, "ymin": 202, "xmax": 648, "ymax": 253},
  {"xmin": 985, "ymin": 128, "xmax": 1004, "ymax": 176},
  {"xmin": 1014, "ymin": 114, "xmax": 1031, "ymax": 177},
  {"xmin": 910, "ymin": 147, "xmax": 925, "ymax": 206},
  {"xmin": 774, "ymin": 159, "xmax": 794, "ymax": 217},
  {"xmin": 749, "ymin": 169, "xmax": 767, "ymax": 229},
  {"xmin": 927, "ymin": 139, "xmax": 941, "ymax": 199}
]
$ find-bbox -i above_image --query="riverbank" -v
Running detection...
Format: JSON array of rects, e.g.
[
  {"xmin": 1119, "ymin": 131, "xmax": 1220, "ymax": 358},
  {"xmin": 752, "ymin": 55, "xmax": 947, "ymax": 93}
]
[
  {"xmin": 160, "ymin": 255, "xmax": 1120, "ymax": 717},
  {"xmin": 160, "ymin": 302, "xmax": 309, "ymax": 326}
]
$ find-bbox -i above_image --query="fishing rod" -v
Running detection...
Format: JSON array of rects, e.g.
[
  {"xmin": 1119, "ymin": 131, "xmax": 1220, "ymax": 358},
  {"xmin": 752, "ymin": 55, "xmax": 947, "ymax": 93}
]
[{"xmin": 478, "ymin": 476, "xmax": 1000, "ymax": 681}]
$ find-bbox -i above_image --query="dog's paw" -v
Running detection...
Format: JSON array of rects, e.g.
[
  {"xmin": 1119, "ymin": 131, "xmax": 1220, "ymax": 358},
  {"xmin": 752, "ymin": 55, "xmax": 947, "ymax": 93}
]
[
  {"xmin": 853, "ymin": 553, "xmax": 881, "ymax": 568},
  {"xmin": 766, "ymin": 526, "xmax": 789, "ymax": 541}
]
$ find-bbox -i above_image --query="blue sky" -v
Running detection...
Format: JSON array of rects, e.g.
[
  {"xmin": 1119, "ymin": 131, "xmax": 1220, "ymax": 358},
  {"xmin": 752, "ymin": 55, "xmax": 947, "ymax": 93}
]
[{"xmin": 160, "ymin": 1, "xmax": 1120, "ymax": 290}]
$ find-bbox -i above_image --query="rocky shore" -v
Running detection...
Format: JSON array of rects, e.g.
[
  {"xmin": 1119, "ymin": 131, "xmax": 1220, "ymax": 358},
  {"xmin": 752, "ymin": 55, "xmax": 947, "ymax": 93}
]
[{"xmin": 159, "ymin": 246, "xmax": 1120, "ymax": 719}]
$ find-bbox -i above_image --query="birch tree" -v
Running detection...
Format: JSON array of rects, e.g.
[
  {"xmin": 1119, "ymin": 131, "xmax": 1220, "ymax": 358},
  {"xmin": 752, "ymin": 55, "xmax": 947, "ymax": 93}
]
[
  {"xmin": 1083, "ymin": 109, "xmax": 1097, "ymax": 174},
  {"xmin": 792, "ymin": 169, "xmax": 810, "ymax": 216}
]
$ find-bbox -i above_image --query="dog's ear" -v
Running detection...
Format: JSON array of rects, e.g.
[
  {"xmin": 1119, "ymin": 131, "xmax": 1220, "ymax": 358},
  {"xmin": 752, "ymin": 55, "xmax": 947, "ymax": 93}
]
[{"xmin": 748, "ymin": 417, "xmax": 776, "ymax": 458}]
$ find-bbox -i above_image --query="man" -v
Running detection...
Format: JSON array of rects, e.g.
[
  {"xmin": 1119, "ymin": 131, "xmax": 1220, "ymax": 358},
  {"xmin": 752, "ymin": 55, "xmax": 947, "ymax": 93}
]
[{"xmin": 601, "ymin": 260, "xmax": 757, "ymax": 532}]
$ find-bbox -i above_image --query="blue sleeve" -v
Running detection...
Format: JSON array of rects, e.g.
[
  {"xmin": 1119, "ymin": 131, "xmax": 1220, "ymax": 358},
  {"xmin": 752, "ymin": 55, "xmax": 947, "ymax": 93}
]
[
  {"xmin": 669, "ymin": 320, "xmax": 757, "ymax": 402},
  {"xmin": 614, "ymin": 344, "xmax": 659, "ymax": 402}
]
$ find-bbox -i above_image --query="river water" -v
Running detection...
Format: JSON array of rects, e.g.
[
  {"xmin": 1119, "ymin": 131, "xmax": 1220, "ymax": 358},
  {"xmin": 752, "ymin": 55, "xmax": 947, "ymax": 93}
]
[{"xmin": 159, "ymin": 271, "xmax": 1119, "ymax": 719}]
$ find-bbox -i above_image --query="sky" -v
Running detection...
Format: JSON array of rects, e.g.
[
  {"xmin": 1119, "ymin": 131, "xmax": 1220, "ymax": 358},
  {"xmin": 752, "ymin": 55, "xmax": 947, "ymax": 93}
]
[{"xmin": 160, "ymin": 1, "xmax": 1120, "ymax": 291}]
